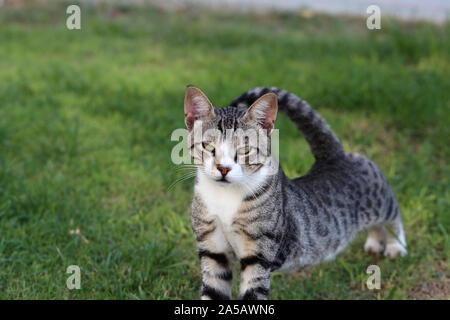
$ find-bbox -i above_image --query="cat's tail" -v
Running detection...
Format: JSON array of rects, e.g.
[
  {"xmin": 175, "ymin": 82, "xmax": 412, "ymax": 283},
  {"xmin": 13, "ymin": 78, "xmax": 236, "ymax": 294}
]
[{"xmin": 230, "ymin": 87, "xmax": 345, "ymax": 161}]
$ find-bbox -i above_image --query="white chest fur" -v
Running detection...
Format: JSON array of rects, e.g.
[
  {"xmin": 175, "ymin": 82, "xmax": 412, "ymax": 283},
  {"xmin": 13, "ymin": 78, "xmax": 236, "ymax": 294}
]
[
  {"xmin": 195, "ymin": 173, "xmax": 243, "ymax": 227},
  {"xmin": 195, "ymin": 173, "xmax": 244, "ymax": 252}
]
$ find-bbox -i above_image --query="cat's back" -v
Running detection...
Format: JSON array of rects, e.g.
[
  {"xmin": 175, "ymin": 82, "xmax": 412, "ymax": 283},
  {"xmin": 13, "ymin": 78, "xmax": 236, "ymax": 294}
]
[
  {"xmin": 285, "ymin": 152, "xmax": 393, "ymax": 235},
  {"xmin": 292, "ymin": 152, "xmax": 387, "ymax": 191}
]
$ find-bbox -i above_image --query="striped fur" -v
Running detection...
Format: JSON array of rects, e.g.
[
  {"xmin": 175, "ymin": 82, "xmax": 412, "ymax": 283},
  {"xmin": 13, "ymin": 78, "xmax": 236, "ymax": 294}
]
[{"xmin": 186, "ymin": 87, "xmax": 407, "ymax": 300}]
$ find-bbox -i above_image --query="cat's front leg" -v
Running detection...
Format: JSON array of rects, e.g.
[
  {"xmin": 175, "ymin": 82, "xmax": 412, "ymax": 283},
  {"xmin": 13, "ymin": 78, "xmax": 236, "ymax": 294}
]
[
  {"xmin": 239, "ymin": 255, "xmax": 271, "ymax": 300},
  {"xmin": 199, "ymin": 248, "xmax": 234, "ymax": 300},
  {"xmin": 194, "ymin": 220, "xmax": 234, "ymax": 299}
]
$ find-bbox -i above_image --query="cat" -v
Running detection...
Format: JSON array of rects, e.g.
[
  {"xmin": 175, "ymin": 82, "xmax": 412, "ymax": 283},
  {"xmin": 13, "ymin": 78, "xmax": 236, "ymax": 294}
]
[{"xmin": 183, "ymin": 86, "xmax": 407, "ymax": 300}]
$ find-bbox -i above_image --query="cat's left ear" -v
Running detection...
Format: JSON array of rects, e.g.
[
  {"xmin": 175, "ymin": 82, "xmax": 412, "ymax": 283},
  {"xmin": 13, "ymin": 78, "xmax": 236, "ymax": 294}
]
[
  {"xmin": 184, "ymin": 86, "xmax": 215, "ymax": 131},
  {"xmin": 242, "ymin": 93, "xmax": 278, "ymax": 134}
]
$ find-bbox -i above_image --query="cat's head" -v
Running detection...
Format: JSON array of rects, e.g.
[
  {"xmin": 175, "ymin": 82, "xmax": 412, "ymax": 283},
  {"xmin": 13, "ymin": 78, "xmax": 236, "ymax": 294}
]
[{"xmin": 184, "ymin": 86, "xmax": 278, "ymax": 186}]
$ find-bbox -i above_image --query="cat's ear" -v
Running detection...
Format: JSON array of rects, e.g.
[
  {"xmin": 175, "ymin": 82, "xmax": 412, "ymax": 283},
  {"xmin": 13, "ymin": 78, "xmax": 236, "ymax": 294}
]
[
  {"xmin": 242, "ymin": 93, "xmax": 278, "ymax": 134},
  {"xmin": 184, "ymin": 86, "xmax": 215, "ymax": 130}
]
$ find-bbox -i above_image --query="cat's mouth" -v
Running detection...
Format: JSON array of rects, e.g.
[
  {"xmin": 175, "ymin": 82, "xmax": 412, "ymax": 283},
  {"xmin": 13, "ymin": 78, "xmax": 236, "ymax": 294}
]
[{"xmin": 216, "ymin": 177, "xmax": 230, "ymax": 184}]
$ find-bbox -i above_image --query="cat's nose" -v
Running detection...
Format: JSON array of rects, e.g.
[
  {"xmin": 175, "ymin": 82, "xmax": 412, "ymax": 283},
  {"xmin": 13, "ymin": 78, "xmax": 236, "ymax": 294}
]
[{"xmin": 217, "ymin": 166, "xmax": 231, "ymax": 177}]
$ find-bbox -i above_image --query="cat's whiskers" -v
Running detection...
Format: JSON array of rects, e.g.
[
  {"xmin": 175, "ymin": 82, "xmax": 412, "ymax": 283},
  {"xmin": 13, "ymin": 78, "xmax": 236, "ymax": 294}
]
[
  {"xmin": 168, "ymin": 167, "xmax": 202, "ymax": 190},
  {"xmin": 236, "ymin": 173, "xmax": 264, "ymax": 201},
  {"xmin": 172, "ymin": 164, "xmax": 201, "ymax": 171}
]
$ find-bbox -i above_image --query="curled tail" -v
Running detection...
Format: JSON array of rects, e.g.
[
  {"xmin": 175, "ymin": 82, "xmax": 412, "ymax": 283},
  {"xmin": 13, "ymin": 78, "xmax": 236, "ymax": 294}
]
[{"xmin": 230, "ymin": 87, "xmax": 345, "ymax": 161}]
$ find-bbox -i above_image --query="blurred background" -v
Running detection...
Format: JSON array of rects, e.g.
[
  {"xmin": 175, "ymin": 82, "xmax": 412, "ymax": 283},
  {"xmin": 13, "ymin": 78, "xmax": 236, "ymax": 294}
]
[{"xmin": 0, "ymin": 0, "xmax": 448, "ymax": 299}]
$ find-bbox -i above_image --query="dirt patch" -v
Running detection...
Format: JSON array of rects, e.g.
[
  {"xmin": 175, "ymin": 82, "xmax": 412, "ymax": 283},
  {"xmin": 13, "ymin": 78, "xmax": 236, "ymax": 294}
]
[
  {"xmin": 409, "ymin": 276, "xmax": 450, "ymax": 299},
  {"xmin": 409, "ymin": 260, "xmax": 450, "ymax": 300}
]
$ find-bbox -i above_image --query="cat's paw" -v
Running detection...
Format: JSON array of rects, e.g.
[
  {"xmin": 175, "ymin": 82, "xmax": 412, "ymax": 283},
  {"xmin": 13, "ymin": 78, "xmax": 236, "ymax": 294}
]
[
  {"xmin": 364, "ymin": 237, "xmax": 384, "ymax": 254},
  {"xmin": 384, "ymin": 243, "xmax": 407, "ymax": 259}
]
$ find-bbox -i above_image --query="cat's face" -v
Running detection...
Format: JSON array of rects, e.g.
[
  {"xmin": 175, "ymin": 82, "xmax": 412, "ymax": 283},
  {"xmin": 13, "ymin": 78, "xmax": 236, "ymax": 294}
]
[{"xmin": 184, "ymin": 86, "xmax": 278, "ymax": 186}]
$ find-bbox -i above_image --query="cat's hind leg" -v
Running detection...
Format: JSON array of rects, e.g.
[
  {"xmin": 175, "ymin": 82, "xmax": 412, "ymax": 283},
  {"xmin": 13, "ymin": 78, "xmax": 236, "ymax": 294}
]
[
  {"xmin": 364, "ymin": 225, "xmax": 385, "ymax": 254},
  {"xmin": 384, "ymin": 216, "xmax": 407, "ymax": 259}
]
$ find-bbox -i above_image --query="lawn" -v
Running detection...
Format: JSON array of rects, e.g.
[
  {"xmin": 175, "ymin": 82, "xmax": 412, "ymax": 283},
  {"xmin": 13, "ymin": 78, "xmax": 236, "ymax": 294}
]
[{"xmin": 0, "ymin": 1, "xmax": 448, "ymax": 299}]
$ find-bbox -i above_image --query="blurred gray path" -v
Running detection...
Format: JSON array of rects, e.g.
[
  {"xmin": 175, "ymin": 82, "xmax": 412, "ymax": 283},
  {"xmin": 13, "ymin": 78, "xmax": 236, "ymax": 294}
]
[{"xmin": 152, "ymin": 0, "xmax": 450, "ymax": 22}]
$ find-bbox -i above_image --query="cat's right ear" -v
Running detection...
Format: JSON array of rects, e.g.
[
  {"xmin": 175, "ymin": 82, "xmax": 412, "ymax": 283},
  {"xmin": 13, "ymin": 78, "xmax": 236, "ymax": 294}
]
[{"xmin": 184, "ymin": 86, "xmax": 215, "ymax": 131}]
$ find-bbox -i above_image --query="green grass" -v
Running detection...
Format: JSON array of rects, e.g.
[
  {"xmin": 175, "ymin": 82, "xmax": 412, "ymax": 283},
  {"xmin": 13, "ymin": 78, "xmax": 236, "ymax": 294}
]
[{"xmin": 0, "ymin": 1, "xmax": 448, "ymax": 299}]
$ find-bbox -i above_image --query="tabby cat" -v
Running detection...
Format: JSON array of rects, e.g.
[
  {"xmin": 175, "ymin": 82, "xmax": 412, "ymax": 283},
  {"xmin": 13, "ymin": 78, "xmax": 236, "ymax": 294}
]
[{"xmin": 183, "ymin": 86, "xmax": 407, "ymax": 300}]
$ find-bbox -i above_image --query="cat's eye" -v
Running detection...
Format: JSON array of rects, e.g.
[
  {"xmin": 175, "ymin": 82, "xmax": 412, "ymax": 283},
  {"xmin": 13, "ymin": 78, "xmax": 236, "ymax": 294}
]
[
  {"xmin": 237, "ymin": 146, "xmax": 251, "ymax": 155},
  {"xmin": 202, "ymin": 142, "xmax": 215, "ymax": 153}
]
